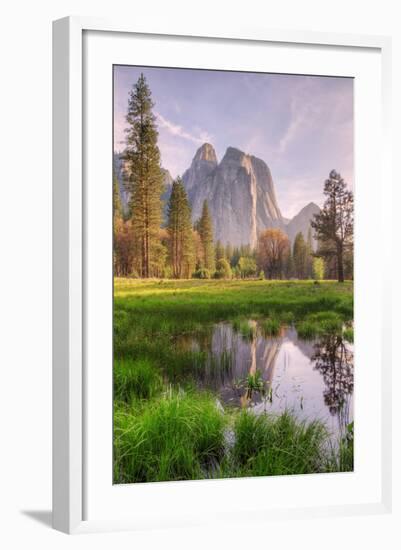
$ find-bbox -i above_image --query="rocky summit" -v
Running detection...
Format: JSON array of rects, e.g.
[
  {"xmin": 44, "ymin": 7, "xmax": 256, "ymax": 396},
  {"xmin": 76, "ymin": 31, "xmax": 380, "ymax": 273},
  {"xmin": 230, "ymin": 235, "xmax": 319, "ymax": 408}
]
[
  {"xmin": 183, "ymin": 144, "xmax": 285, "ymax": 247},
  {"xmin": 114, "ymin": 143, "xmax": 320, "ymax": 248}
]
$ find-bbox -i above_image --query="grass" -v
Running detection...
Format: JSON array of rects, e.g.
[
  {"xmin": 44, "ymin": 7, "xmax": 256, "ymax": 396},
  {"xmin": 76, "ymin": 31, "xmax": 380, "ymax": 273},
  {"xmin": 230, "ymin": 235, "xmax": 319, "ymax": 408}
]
[
  {"xmin": 297, "ymin": 311, "xmax": 344, "ymax": 340},
  {"xmin": 114, "ymin": 391, "xmax": 227, "ymax": 483},
  {"xmin": 113, "ymin": 278, "xmax": 354, "ymax": 482},
  {"xmin": 114, "ymin": 358, "xmax": 162, "ymax": 402},
  {"xmin": 227, "ymin": 410, "xmax": 329, "ymax": 477},
  {"xmin": 261, "ymin": 318, "xmax": 281, "ymax": 336}
]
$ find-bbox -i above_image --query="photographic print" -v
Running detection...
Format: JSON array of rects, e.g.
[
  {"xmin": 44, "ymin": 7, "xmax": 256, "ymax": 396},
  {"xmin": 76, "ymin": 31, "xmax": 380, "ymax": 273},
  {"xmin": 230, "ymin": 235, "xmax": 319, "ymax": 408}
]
[{"xmin": 113, "ymin": 66, "xmax": 354, "ymax": 484}]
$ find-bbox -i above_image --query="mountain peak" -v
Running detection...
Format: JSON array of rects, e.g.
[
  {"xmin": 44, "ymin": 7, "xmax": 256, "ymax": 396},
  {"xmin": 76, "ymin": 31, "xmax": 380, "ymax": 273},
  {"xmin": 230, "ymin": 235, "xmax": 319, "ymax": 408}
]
[
  {"xmin": 193, "ymin": 143, "xmax": 217, "ymax": 164},
  {"xmin": 222, "ymin": 146, "xmax": 246, "ymax": 163}
]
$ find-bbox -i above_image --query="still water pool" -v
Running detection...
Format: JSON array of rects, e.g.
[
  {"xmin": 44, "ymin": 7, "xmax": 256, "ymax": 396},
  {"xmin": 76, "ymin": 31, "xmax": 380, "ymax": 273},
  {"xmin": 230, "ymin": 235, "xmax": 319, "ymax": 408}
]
[{"xmin": 174, "ymin": 320, "xmax": 353, "ymax": 438}]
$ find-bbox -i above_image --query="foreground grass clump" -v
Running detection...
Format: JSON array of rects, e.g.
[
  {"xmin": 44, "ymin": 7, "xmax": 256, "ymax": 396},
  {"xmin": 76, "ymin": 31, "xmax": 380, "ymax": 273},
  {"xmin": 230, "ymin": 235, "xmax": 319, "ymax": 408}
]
[
  {"xmin": 114, "ymin": 392, "xmax": 226, "ymax": 483},
  {"xmin": 114, "ymin": 358, "xmax": 163, "ymax": 402},
  {"xmin": 228, "ymin": 410, "xmax": 328, "ymax": 477}
]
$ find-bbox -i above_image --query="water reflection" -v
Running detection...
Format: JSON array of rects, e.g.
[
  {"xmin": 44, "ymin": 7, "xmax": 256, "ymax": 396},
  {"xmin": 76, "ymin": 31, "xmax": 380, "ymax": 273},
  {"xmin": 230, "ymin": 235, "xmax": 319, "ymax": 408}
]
[
  {"xmin": 174, "ymin": 320, "xmax": 354, "ymax": 438},
  {"xmin": 312, "ymin": 334, "xmax": 354, "ymax": 433}
]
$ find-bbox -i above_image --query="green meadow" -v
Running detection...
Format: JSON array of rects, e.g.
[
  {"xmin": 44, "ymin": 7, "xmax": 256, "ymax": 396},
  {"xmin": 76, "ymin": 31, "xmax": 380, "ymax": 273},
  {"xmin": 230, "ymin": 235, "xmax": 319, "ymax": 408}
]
[{"xmin": 113, "ymin": 278, "xmax": 354, "ymax": 484}]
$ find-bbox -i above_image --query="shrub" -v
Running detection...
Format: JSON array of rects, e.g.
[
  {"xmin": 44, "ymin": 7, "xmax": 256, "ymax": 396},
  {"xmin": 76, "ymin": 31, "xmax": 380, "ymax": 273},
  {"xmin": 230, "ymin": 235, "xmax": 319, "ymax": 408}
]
[
  {"xmin": 214, "ymin": 258, "xmax": 232, "ymax": 279},
  {"xmin": 192, "ymin": 268, "xmax": 211, "ymax": 279}
]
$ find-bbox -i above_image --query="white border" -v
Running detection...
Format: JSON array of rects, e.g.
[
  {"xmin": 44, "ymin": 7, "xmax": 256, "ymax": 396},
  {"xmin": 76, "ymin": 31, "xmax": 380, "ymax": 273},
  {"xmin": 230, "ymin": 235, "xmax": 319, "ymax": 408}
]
[{"xmin": 52, "ymin": 17, "xmax": 392, "ymax": 534}]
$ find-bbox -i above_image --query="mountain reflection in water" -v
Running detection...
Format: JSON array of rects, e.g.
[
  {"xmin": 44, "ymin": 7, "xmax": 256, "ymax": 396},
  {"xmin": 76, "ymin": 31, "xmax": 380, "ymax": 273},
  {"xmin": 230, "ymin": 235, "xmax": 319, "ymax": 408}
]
[{"xmin": 175, "ymin": 321, "xmax": 354, "ymax": 438}]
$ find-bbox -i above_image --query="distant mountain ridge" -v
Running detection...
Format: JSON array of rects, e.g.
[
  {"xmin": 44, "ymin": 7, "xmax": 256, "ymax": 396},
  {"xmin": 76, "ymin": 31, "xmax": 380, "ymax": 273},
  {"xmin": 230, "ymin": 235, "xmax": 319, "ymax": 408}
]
[{"xmin": 113, "ymin": 145, "xmax": 320, "ymax": 248}]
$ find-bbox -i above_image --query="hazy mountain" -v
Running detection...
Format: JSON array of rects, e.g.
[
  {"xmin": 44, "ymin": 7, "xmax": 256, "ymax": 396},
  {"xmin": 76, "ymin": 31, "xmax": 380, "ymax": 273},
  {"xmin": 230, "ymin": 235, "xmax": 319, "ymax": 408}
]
[
  {"xmin": 183, "ymin": 144, "xmax": 284, "ymax": 247},
  {"xmin": 113, "ymin": 144, "xmax": 320, "ymax": 248},
  {"xmin": 285, "ymin": 202, "xmax": 320, "ymax": 249}
]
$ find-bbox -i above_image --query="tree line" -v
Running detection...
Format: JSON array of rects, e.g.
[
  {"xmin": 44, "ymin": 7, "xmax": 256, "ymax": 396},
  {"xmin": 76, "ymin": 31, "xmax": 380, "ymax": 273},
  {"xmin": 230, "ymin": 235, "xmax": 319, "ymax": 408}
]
[{"xmin": 114, "ymin": 74, "xmax": 353, "ymax": 282}]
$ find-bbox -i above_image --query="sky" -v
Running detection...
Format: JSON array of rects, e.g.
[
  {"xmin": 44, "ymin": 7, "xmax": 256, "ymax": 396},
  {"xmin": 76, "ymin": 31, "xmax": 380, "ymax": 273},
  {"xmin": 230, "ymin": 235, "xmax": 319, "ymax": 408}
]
[{"xmin": 114, "ymin": 66, "xmax": 353, "ymax": 219}]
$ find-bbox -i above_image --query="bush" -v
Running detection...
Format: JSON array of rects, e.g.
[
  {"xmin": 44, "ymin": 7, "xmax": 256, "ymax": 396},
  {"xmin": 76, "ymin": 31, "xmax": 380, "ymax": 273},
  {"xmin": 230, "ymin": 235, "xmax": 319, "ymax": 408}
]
[
  {"xmin": 214, "ymin": 258, "xmax": 232, "ymax": 279},
  {"xmin": 258, "ymin": 270, "xmax": 265, "ymax": 280},
  {"xmin": 192, "ymin": 268, "xmax": 211, "ymax": 279}
]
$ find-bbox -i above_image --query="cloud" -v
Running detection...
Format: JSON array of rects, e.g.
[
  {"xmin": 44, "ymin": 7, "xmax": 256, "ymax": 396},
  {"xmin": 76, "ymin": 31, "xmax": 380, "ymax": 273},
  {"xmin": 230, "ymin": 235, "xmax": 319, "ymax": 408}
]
[{"xmin": 155, "ymin": 111, "xmax": 212, "ymax": 145}]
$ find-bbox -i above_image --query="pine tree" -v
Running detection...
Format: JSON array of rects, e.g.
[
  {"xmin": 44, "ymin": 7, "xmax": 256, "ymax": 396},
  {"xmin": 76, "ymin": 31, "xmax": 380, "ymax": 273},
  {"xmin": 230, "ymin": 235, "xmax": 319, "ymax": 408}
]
[
  {"xmin": 123, "ymin": 74, "xmax": 164, "ymax": 278},
  {"xmin": 311, "ymin": 170, "xmax": 353, "ymax": 283},
  {"xmin": 198, "ymin": 200, "xmax": 215, "ymax": 271},
  {"xmin": 113, "ymin": 172, "xmax": 122, "ymax": 227},
  {"xmin": 225, "ymin": 243, "xmax": 233, "ymax": 265},
  {"xmin": 305, "ymin": 227, "xmax": 314, "ymax": 278},
  {"xmin": 167, "ymin": 178, "xmax": 195, "ymax": 278},
  {"xmin": 215, "ymin": 240, "xmax": 225, "ymax": 261}
]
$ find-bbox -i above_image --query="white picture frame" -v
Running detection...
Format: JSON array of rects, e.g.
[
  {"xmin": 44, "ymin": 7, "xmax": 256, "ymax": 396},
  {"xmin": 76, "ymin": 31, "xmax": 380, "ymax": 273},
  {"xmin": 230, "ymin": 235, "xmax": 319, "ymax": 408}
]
[{"xmin": 52, "ymin": 16, "xmax": 392, "ymax": 534}]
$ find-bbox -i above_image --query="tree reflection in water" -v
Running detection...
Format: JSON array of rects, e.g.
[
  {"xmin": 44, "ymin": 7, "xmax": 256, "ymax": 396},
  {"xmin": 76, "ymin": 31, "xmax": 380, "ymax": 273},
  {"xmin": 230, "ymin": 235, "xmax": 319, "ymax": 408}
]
[{"xmin": 312, "ymin": 334, "xmax": 354, "ymax": 433}]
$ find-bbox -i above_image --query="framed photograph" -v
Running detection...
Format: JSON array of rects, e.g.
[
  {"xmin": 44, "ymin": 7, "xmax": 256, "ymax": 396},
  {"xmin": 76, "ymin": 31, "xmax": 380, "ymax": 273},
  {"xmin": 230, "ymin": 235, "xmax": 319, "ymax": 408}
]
[{"xmin": 52, "ymin": 17, "xmax": 392, "ymax": 534}]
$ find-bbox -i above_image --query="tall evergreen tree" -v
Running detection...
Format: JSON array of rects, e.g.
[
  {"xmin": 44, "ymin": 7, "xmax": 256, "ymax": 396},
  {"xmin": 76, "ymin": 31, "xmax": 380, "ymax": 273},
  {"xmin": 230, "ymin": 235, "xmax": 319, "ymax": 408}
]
[
  {"xmin": 293, "ymin": 232, "xmax": 307, "ymax": 279},
  {"xmin": 113, "ymin": 172, "xmax": 122, "ymax": 227},
  {"xmin": 198, "ymin": 200, "xmax": 215, "ymax": 271},
  {"xmin": 167, "ymin": 178, "xmax": 195, "ymax": 278},
  {"xmin": 225, "ymin": 243, "xmax": 233, "ymax": 265},
  {"xmin": 311, "ymin": 170, "xmax": 353, "ymax": 283},
  {"xmin": 305, "ymin": 227, "xmax": 314, "ymax": 278},
  {"xmin": 215, "ymin": 240, "xmax": 225, "ymax": 261},
  {"xmin": 123, "ymin": 74, "xmax": 164, "ymax": 278}
]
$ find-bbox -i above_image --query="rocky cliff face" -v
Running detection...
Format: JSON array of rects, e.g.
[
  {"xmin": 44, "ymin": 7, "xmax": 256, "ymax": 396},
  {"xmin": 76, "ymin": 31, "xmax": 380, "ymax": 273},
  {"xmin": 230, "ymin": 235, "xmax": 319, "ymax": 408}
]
[
  {"xmin": 114, "ymin": 144, "xmax": 320, "ymax": 249},
  {"xmin": 183, "ymin": 144, "xmax": 284, "ymax": 247},
  {"xmin": 285, "ymin": 202, "xmax": 320, "ymax": 249}
]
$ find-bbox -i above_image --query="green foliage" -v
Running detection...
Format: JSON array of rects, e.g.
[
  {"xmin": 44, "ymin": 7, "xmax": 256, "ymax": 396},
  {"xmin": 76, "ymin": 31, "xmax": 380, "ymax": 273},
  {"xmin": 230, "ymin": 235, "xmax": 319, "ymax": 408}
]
[
  {"xmin": 167, "ymin": 178, "xmax": 195, "ymax": 278},
  {"xmin": 238, "ymin": 320, "xmax": 256, "ymax": 340},
  {"xmin": 114, "ymin": 392, "xmax": 226, "ymax": 483},
  {"xmin": 293, "ymin": 232, "xmax": 308, "ymax": 279},
  {"xmin": 113, "ymin": 279, "xmax": 353, "ymax": 481},
  {"xmin": 243, "ymin": 370, "xmax": 266, "ymax": 396},
  {"xmin": 215, "ymin": 240, "xmax": 225, "ymax": 261},
  {"xmin": 198, "ymin": 200, "xmax": 215, "ymax": 272},
  {"xmin": 229, "ymin": 411, "xmax": 328, "ymax": 476},
  {"xmin": 123, "ymin": 74, "xmax": 164, "ymax": 278},
  {"xmin": 214, "ymin": 258, "xmax": 232, "ymax": 279},
  {"xmin": 312, "ymin": 257, "xmax": 325, "ymax": 280},
  {"xmin": 261, "ymin": 318, "xmax": 280, "ymax": 336},
  {"xmin": 192, "ymin": 268, "xmax": 211, "ymax": 279},
  {"xmin": 297, "ymin": 311, "xmax": 343, "ymax": 339},
  {"xmin": 238, "ymin": 256, "xmax": 256, "ymax": 278},
  {"xmin": 114, "ymin": 358, "xmax": 162, "ymax": 402},
  {"xmin": 343, "ymin": 327, "xmax": 354, "ymax": 343},
  {"xmin": 113, "ymin": 171, "xmax": 122, "ymax": 223},
  {"xmin": 311, "ymin": 170, "xmax": 354, "ymax": 283}
]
